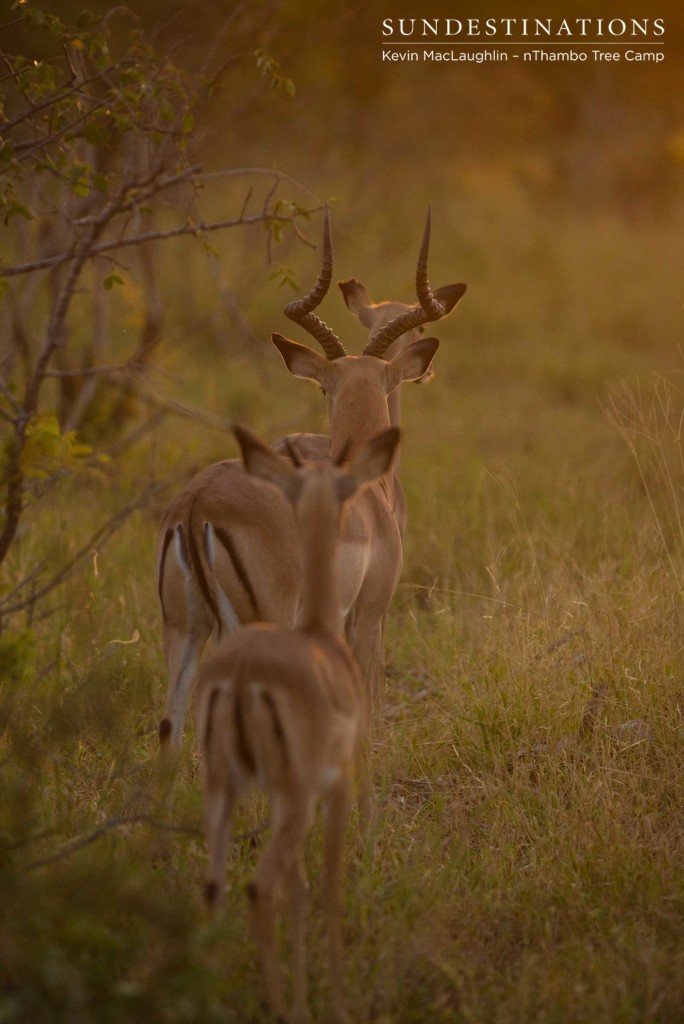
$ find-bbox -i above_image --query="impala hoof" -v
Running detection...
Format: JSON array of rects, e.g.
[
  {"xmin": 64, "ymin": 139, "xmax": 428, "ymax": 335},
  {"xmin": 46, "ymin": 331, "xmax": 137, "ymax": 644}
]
[{"xmin": 203, "ymin": 881, "xmax": 219, "ymax": 907}]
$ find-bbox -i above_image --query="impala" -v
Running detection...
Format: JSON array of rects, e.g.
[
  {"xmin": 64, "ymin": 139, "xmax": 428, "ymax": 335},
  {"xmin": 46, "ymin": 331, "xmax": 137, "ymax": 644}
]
[
  {"xmin": 196, "ymin": 423, "xmax": 401, "ymax": 1024},
  {"xmin": 157, "ymin": 211, "xmax": 466, "ymax": 756},
  {"xmin": 279, "ymin": 263, "xmax": 465, "ymax": 537}
]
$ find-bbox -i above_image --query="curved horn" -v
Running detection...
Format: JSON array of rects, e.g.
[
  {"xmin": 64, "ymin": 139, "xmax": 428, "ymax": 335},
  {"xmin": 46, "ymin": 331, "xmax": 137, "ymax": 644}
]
[
  {"xmin": 284, "ymin": 209, "xmax": 347, "ymax": 360},
  {"xmin": 362, "ymin": 207, "xmax": 446, "ymax": 359}
]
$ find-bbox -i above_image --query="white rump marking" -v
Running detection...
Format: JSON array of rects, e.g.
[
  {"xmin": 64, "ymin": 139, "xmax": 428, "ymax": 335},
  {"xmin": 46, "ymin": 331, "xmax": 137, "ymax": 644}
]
[
  {"xmin": 321, "ymin": 765, "xmax": 342, "ymax": 790},
  {"xmin": 215, "ymin": 584, "xmax": 241, "ymax": 634},
  {"xmin": 204, "ymin": 521, "xmax": 216, "ymax": 565}
]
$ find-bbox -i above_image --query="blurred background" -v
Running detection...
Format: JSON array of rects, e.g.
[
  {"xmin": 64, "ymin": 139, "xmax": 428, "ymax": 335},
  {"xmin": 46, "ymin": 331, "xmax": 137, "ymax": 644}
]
[{"xmin": 18, "ymin": 0, "xmax": 681, "ymax": 384}]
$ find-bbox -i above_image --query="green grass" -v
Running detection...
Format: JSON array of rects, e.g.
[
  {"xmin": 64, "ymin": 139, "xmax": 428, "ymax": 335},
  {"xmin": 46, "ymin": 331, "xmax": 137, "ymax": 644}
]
[{"xmin": 2, "ymin": 196, "xmax": 684, "ymax": 1022}]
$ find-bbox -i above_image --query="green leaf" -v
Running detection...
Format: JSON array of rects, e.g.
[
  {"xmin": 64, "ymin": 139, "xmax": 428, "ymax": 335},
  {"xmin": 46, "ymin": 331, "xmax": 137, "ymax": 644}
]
[
  {"xmin": 159, "ymin": 98, "xmax": 175, "ymax": 122},
  {"xmin": 269, "ymin": 263, "xmax": 298, "ymax": 292},
  {"xmin": 91, "ymin": 172, "xmax": 110, "ymax": 193},
  {"xmin": 103, "ymin": 273, "xmax": 124, "ymax": 291},
  {"xmin": 18, "ymin": 414, "xmax": 106, "ymax": 481}
]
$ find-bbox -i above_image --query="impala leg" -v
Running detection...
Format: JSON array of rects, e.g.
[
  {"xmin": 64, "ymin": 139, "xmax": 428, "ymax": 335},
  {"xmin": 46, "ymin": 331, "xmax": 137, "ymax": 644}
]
[
  {"xmin": 156, "ymin": 625, "xmax": 209, "ymax": 815},
  {"xmin": 159, "ymin": 623, "xmax": 209, "ymax": 753},
  {"xmin": 202, "ymin": 780, "xmax": 235, "ymax": 911},
  {"xmin": 323, "ymin": 776, "xmax": 352, "ymax": 1024},
  {"xmin": 351, "ymin": 615, "xmax": 383, "ymax": 709},
  {"xmin": 288, "ymin": 855, "xmax": 312, "ymax": 1024},
  {"xmin": 248, "ymin": 797, "xmax": 313, "ymax": 1023},
  {"xmin": 377, "ymin": 613, "xmax": 388, "ymax": 699},
  {"xmin": 343, "ymin": 606, "xmax": 356, "ymax": 648},
  {"xmin": 355, "ymin": 729, "xmax": 373, "ymax": 844}
]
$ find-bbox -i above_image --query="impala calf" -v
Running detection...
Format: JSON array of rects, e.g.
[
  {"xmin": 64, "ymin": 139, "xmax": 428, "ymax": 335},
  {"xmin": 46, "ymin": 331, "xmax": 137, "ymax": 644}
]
[
  {"xmin": 157, "ymin": 211, "xmax": 465, "ymax": 758},
  {"xmin": 196, "ymin": 423, "xmax": 401, "ymax": 1024}
]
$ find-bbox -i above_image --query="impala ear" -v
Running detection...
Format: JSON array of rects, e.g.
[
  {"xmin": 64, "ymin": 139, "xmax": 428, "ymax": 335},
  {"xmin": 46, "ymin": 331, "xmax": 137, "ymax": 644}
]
[
  {"xmin": 433, "ymin": 283, "xmax": 467, "ymax": 316},
  {"xmin": 385, "ymin": 336, "xmax": 439, "ymax": 392},
  {"xmin": 338, "ymin": 427, "xmax": 401, "ymax": 502},
  {"xmin": 233, "ymin": 424, "xmax": 297, "ymax": 495},
  {"xmin": 338, "ymin": 278, "xmax": 375, "ymax": 328},
  {"xmin": 272, "ymin": 333, "xmax": 331, "ymax": 385}
]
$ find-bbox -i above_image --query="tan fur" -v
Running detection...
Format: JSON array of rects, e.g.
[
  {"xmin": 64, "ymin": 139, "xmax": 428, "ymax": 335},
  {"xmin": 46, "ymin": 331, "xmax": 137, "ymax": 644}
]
[{"xmin": 196, "ymin": 426, "xmax": 399, "ymax": 1024}]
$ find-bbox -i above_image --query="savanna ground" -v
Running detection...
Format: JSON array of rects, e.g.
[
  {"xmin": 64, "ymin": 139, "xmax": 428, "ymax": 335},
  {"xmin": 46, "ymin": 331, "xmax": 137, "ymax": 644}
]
[{"xmin": 2, "ymin": 2, "xmax": 684, "ymax": 1022}]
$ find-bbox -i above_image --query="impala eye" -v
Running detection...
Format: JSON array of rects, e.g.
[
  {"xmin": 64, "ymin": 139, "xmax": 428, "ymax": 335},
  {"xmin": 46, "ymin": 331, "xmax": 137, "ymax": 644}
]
[{"xmin": 418, "ymin": 325, "xmax": 425, "ymax": 334}]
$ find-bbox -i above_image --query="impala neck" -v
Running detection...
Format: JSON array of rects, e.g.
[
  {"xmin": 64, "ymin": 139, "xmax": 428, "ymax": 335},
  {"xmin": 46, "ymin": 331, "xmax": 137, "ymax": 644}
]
[
  {"xmin": 387, "ymin": 388, "xmax": 401, "ymax": 429},
  {"xmin": 329, "ymin": 386, "xmax": 396, "ymax": 505},
  {"xmin": 296, "ymin": 480, "xmax": 344, "ymax": 636},
  {"xmin": 327, "ymin": 389, "xmax": 396, "ymax": 514},
  {"xmin": 329, "ymin": 387, "xmax": 390, "ymax": 462},
  {"xmin": 387, "ymin": 388, "xmax": 401, "ymax": 469}
]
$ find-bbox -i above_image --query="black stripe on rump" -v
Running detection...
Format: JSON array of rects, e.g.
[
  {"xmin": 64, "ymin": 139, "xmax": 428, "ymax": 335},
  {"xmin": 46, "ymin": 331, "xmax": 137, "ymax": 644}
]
[
  {"xmin": 212, "ymin": 525, "xmax": 260, "ymax": 619},
  {"xmin": 203, "ymin": 686, "xmax": 221, "ymax": 751},
  {"xmin": 186, "ymin": 498, "xmax": 223, "ymax": 632},
  {"xmin": 205, "ymin": 684, "xmax": 256, "ymax": 777},
  {"xmin": 234, "ymin": 686, "xmax": 256, "ymax": 774},
  {"xmin": 259, "ymin": 690, "xmax": 288, "ymax": 767},
  {"xmin": 158, "ymin": 527, "xmax": 174, "ymax": 622}
]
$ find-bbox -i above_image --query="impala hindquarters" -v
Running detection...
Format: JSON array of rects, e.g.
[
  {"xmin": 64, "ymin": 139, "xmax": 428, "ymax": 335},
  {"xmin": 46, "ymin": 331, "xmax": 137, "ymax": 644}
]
[{"xmin": 157, "ymin": 460, "xmax": 301, "ymax": 751}]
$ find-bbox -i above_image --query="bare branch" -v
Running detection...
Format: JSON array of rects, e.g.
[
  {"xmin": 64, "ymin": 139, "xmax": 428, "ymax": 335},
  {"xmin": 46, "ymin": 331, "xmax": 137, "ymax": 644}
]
[
  {"xmin": 44, "ymin": 363, "xmax": 132, "ymax": 379},
  {"xmin": 239, "ymin": 186, "xmax": 253, "ymax": 220},
  {"xmin": 43, "ymin": 364, "xmax": 231, "ymax": 434},
  {"xmin": 78, "ymin": 164, "xmax": 203, "ymax": 228},
  {"xmin": 136, "ymin": 380, "xmax": 232, "ymax": 433},
  {"xmin": 197, "ymin": 52, "xmax": 242, "ymax": 99},
  {"xmin": 0, "ymin": 556, "xmax": 51, "ymax": 610},
  {"xmin": 198, "ymin": 1, "xmax": 247, "ymax": 76},
  {"xmin": 262, "ymin": 176, "xmax": 279, "ymax": 218},
  {"xmin": 0, "ymin": 17, "xmax": 23, "ymax": 33},
  {"xmin": 14, "ymin": 102, "xmax": 108, "ymax": 163},
  {"xmin": 196, "ymin": 167, "xmax": 319, "ymax": 201},
  {"xmin": 103, "ymin": 409, "xmax": 167, "ymax": 460},
  {"xmin": 23, "ymin": 815, "xmax": 269, "ymax": 871},
  {"xmin": 1, "ymin": 208, "xmax": 322, "ymax": 278}
]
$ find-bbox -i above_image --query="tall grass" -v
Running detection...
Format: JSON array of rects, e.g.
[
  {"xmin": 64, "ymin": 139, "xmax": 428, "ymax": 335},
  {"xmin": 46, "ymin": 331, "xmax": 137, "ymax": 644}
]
[{"xmin": 1, "ymin": 196, "xmax": 684, "ymax": 1022}]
